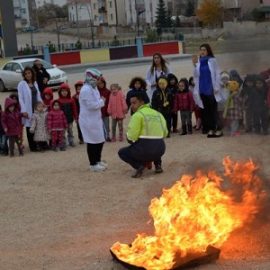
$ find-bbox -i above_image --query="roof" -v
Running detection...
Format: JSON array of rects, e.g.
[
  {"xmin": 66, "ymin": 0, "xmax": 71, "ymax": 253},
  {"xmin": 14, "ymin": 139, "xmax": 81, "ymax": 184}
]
[{"xmin": 11, "ymin": 58, "xmax": 42, "ymax": 63}]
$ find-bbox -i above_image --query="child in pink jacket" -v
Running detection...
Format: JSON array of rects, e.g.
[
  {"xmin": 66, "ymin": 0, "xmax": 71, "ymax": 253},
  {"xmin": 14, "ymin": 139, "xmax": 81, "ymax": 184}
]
[{"xmin": 107, "ymin": 84, "xmax": 128, "ymax": 142}]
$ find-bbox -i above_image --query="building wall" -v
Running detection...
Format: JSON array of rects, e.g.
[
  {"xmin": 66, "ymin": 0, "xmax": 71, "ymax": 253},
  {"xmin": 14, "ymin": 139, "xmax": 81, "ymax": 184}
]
[
  {"xmin": 68, "ymin": 2, "xmax": 92, "ymax": 22},
  {"xmin": 0, "ymin": 0, "xmax": 18, "ymax": 57},
  {"xmin": 125, "ymin": 0, "xmax": 169, "ymax": 27},
  {"xmin": 36, "ymin": 0, "xmax": 67, "ymax": 8},
  {"xmin": 13, "ymin": 0, "xmax": 31, "ymax": 27}
]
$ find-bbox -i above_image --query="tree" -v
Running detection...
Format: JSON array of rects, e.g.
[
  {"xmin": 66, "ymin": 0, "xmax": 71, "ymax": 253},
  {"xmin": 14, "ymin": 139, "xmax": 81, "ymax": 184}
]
[
  {"xmin": 166, "ymin": 10, "xmax": 173, "ymax": 28},
  {"xmin": 155, "ymin": 0, "xmax": 168, "ymax": 35},
  {"xmin": 37, "ymin": 4, "xmax": 68, "ymax": 27},
  {"xmin": 252, "ymin": 8, "xmax": 265, "ymax": 22},
  {"xmin": 185, "ymin": 0, "xmax": 195, "ymax": 17},
  {"xmin": 174, "ymin": 15, "xmax": 181, "ymax": 27},
  {"xmin": 196, "ymin": 0, "xmax": 223, "ymax": 27}
]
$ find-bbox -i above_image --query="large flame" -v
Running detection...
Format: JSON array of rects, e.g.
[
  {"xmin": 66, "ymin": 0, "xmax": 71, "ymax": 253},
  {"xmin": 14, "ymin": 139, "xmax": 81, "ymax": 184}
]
[{"xmin": 111, "ymin": 158, "xmax": 265, "ymax": 270}]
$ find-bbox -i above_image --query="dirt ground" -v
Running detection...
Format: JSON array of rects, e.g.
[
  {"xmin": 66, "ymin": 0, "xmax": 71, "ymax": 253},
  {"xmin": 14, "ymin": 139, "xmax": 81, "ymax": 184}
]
[{"xmin": 0, "ymin": 51, "xmax": 270, "ymax": 270}]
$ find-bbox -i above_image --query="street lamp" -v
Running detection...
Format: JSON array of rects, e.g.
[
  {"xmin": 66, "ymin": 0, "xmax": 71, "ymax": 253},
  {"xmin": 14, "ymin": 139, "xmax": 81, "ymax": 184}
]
[{"xmin": 135, "ymin": 0, "xmax": 145, "ymax": 37}]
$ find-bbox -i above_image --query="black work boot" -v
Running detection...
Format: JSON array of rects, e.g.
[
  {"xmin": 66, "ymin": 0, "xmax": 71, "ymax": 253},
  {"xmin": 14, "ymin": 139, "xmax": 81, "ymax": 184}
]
[
  {"xmin": 188, "ymin": 124, "xmax": 193, "ymax": 134},
  {"xmin": 155, "ymin": 164, "xmax": 163, "ymax": 174},
  {"xmin": 131, "ymin": 166, "xmax": 144, "ymax": 178},
  {"xmin": 180, "ymin": 125, "xmax": 187, "ymax": 135}
]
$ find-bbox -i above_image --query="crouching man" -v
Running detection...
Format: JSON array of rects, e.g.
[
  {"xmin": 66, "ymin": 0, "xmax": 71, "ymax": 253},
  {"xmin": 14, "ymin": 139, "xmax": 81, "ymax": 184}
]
[{"xmin": 118, "ymin": 91, "xmax": 168, "ymax": 178}]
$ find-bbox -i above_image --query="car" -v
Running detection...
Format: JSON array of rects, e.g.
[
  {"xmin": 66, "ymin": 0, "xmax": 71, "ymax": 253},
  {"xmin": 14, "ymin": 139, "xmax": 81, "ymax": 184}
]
[{"xmin": 0, "ymin": 58, "xmax": 68, "ymax": 92}]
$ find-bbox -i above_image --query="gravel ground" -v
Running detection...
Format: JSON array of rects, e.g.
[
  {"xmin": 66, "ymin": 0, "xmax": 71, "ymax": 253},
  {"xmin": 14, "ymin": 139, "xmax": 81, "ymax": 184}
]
[{"xmin": 0, "ymin": 51, "xmax": 270, "ymax": 270}]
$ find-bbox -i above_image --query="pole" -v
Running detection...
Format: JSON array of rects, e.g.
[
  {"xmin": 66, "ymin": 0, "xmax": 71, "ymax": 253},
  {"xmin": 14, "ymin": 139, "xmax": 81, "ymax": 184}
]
[
  {"xmin": 86, "ymin": 2, "xmax": 95, "ymax": 48},
  {"xmin": 30, "ymin": 28, "xmax": 34, "ymax": 52},
  {"xmin": 55, "ymin": 19, "xmax": 60, "ymax": 52},
  {"xmin": 75, "ymin": 0, "xmax": 80, "ymax": 40}
]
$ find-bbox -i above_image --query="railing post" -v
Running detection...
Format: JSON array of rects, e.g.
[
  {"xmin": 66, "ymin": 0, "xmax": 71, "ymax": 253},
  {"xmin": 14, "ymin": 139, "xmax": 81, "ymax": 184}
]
[
  {"xmin": 136, "ymin": 36, "xmax": 143, "ymax": 58},
  {"xmin": 43, "ymin": 45, "xmax": 51, "ymax": 63}
]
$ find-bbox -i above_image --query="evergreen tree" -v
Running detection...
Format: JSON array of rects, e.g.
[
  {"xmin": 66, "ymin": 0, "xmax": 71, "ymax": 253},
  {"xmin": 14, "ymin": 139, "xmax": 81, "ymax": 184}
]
[
  {"xmin": 174, "ymin": 15, "xmax": 181, "ymax": 27},
  {"xmin": 185, "ymin": 0, "xmax": 195, "ymax": 17},
  {"xmin": 166, "ymin": 10, "xmax": 173, "ymax": 28},
  {"xmin": 155, "ymin": 0, "xmax": 167, "ymax": 35}
]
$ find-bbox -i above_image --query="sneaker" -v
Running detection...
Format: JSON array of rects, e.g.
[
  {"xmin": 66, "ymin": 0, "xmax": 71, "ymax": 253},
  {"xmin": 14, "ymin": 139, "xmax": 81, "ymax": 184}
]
[
  {"xmin": 214, "ymin": 130, "xmax": 223, "ymax": 137},
  {"xmin": 90, "ymin": 164, "xmax": 106, "ymax": 172},
  {"xmin": 98, "ymin": 160, "xmax": 108, "ymax": 169},
  {"xmin": 207, "ymin": 130, "xmax": 215, "ymax": 138},
  {"xmin": 69, "ymin": 142, "xmax": 75, "ymax": 147}
]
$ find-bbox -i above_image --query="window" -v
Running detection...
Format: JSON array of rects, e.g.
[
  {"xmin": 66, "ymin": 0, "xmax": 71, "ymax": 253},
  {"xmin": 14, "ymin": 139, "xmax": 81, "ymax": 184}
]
[
  {"xmin": 109, "ymin": 1, "xmax": 112, "ymax": 8},
  {"xmin": 93, "ymin": 3, "xmax": 96, "ymax": 9},
  {"xmin": 11, "ymin": 63, "xmax": 22, "ymax": 72},
  {"xmin": 3, "ymin": 63, "xmax": 13, "ymax": 71},
  {"xmin": 110, "ymin": 14, "xmax": 113, "ymax": 20},
  {"xmin": 95, "ymin": 15, "xmax": 98, "ymax": 21}
]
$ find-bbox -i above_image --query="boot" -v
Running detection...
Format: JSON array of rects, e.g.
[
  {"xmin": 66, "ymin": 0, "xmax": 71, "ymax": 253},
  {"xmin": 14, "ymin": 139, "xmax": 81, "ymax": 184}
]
[
  {"xmin": 119, "ymin": 129, "xmax": 124, "ymax": 141},
  {"xmin": 188, "ymin": 124, "xmax": 193, "ymax": 134},
  {"xmin": 180, "ymin": 125, "xmax": 187, "ymax": 135}
]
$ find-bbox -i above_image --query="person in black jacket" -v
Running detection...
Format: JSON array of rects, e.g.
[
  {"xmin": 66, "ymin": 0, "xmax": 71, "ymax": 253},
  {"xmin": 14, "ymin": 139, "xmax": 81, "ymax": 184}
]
[
  {"xmin": 126, "ymin": 77, "xmax": 149, "ymax": 115},
  {"xmin": 167, "ymin": 73, "xmax": 179, "ymax": 133},
  {"xmin": 151, "ymin": 76, "xmax": 173, "ymax": 137},
  {"xmin": 32, "ymin": 59, "xmax": 51, "ymax": 95}
]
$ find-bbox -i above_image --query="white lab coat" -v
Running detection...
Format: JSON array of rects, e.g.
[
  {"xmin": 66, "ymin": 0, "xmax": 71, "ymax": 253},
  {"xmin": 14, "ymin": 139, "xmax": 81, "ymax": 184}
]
[
  {"xmin": 193, "ymin": 57, "xmax": 222, "ymax": 109},
  {"xmin": 145, "ymin": 66, "xmax": 171, "ymax": 101},
  {"xmin": 17, "ymin": 80, "xmax": 42, "ymax": 127},
  {"xmin": 79, "ymin": 83, "xmax": 105, "ymax": 144}
]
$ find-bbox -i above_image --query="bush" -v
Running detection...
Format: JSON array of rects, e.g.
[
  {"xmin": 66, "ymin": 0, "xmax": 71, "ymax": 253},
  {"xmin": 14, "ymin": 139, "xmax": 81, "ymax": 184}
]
[{"xmin": 145, "ymin": 28, "xmax": 159, "ymax": 43}]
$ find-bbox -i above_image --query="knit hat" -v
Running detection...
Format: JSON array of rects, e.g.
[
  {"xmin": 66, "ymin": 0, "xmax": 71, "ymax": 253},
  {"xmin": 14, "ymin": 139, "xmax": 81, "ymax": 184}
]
[
  {"xmin": 85, "ymin": 68, "xmax": 102, "ymax": 87},
  {"xmin": 74, "ymin": 80, "xmax": 84, "ymax": 87}
]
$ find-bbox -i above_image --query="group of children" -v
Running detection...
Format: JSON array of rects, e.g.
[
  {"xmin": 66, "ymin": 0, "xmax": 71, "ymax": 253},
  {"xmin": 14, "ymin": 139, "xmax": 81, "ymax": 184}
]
[
  {"xmin": 0, "ymin": 82, "xmax": 83, "ymax": 156},
  {"xmin": 124, "ymin": 70, "xmax": 270, "ymax": 138},
  {"xmin": 0, "ymin": 68, "xmax": 269, "ymax": 157}
]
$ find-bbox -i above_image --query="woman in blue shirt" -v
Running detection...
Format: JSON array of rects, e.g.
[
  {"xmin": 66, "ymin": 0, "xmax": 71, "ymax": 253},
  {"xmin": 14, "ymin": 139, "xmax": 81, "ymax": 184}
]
[{"xmin": 192, "ymin": 44, "xmax": 223, "ymax": 138}]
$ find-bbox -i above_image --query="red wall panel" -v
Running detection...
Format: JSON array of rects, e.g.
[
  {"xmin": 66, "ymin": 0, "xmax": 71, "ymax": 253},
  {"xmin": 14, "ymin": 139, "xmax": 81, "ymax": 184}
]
[
  {"xmin": 143, "ymin": 42, "xmax": 179, "ymax": 57},
  {"xmin": 50, "ymin": 51, "xmax": 81, "ymax": 66}
]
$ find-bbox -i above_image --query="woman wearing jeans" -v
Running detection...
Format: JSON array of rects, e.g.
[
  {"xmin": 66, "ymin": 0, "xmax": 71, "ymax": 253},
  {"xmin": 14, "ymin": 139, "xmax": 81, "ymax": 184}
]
[
  {"xmin": 192, "ymin": 44, "xmax": 223, "ymax": 138},
  {"xmin": 79, "ymin": 68, "xmax": 107, "ymax": 172}
]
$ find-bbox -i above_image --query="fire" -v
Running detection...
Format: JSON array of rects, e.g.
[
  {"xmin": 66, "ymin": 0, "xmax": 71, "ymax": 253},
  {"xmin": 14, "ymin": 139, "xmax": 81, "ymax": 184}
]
[{"xmin": 111, "ymin": 158, "xmax": 265, "ymax": 270}]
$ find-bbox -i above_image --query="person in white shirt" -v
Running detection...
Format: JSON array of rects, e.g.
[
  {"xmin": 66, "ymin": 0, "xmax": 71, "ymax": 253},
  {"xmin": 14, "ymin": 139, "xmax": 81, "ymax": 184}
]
[
  {"xmin": 146, "ymin": 53, "xmax": 171, "ymax": 101},
  {"xmin": 79, "ymin": 68, "xmax": 107, "ymax": 172}
]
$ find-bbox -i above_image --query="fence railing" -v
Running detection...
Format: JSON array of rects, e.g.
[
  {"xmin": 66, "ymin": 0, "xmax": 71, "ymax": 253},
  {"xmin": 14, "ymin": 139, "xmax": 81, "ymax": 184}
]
[{"xmin": 18, "ymin": 35, "xmax": 183, "ymax": 55}]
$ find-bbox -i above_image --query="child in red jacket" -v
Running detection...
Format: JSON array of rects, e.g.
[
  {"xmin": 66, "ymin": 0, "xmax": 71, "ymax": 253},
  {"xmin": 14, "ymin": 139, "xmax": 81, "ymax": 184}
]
[
  {"xmin": 43, "ymin": 87, "xmax": 54, "ymax": 111},
  {"xmin": 1, "ymin": 98, "xmax": 23, "ymax": 156},
  {"xmin": 174, "ymin": 78, "xmax": 195, "ymax": 135},
  {"xmin": 97, "ymin": 77, "xmax": 111, "ymax": 141},
  {"xmin": 47, "ymin": 100, "xmax": 68, "ymax": 151},
  {"xmin": 57, "ymin": 83, "xmax": 78, "ymax": 147},
  {"xmin": 72, "ymin": 80, "xmax": 84, "ymax": 144}
]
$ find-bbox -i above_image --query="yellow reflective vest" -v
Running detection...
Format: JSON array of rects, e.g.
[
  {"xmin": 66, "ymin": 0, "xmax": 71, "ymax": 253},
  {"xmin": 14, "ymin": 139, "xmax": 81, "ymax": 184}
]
[{"xmin": 127, "ymin": 104, "xmax": 168, "ymax": 142}]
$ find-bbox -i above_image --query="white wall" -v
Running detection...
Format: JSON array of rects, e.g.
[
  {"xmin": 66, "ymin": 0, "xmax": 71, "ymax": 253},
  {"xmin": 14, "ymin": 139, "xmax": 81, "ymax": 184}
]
[
  {"xmin": 35, "ymin": 0, "xmax": 67, "ymax": 8},
  {"xmin": 68, "ymin": 3, "xmax": 92, "ymax": 22}
]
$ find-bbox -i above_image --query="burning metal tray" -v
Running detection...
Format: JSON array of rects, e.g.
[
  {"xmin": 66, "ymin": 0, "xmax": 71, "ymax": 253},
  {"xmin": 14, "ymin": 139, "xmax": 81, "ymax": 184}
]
[{"xmin": 110, "ymin": 245, "xmax": 220, "ymax": 270}]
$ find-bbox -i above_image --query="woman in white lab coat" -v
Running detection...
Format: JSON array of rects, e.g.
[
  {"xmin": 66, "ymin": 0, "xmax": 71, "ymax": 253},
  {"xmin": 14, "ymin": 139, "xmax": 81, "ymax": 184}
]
[
  {"xmin": 79, "ymin": 68, "xmax": 107, "ymax": 172},
  {"xmin": 146, "ymin": 53, "xmax": 171, "ymax": 101},
  {"xmin": 192, "ymin": 43, "xmax": 223, "ymax": 138},
  {"xmin": 18, "ymin": 67, "xmax": 42, "ymax": 151}
]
